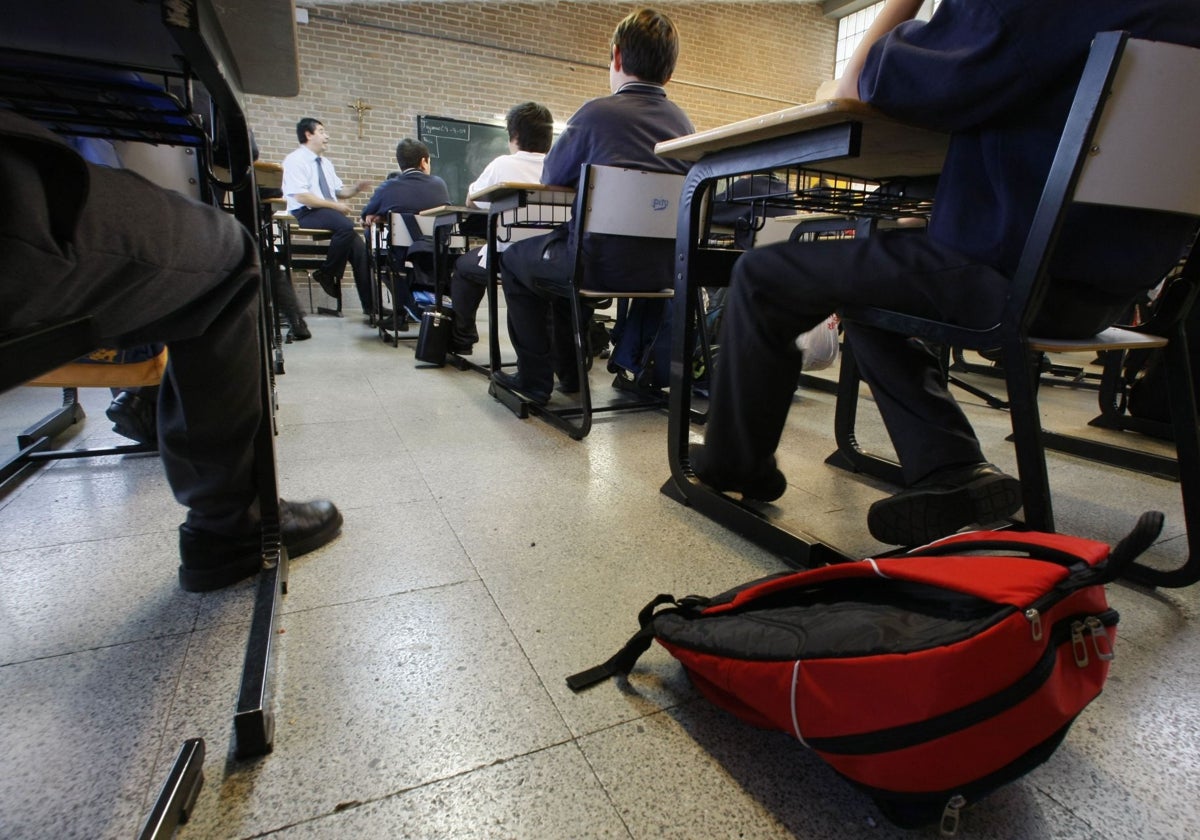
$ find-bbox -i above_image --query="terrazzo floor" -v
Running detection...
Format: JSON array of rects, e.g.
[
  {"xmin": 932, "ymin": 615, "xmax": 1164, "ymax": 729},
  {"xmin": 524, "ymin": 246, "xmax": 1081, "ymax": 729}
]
[{"xmin": 1, "ymin": 294, "xmax": 1196, "ymax": 839}]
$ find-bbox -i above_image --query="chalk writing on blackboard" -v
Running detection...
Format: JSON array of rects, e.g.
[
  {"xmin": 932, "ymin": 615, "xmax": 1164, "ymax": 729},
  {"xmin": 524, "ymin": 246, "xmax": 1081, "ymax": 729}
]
[{"xmin": 417, "ymin": 115, "xmax": 510, "ymax": 204}]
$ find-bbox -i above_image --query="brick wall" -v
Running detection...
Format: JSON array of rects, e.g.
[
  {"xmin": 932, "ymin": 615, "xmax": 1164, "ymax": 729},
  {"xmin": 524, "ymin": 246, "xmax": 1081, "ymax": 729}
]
[{"xmin": 246, "ymin": 2, "xmax": 837, "ymax": 212}]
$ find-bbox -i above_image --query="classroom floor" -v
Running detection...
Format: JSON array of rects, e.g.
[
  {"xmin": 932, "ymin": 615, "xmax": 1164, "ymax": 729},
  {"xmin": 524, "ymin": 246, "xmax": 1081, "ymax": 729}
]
[{"xmin": 1, "ymin": 294, "xmax": 1197, "ymax": 840}]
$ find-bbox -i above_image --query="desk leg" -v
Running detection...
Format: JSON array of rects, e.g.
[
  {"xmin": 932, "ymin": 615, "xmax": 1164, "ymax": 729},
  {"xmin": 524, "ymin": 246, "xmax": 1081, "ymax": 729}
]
[
  {"xmin": 663, "ymin": 157, "xmax": 858, "ymax": 569},
  {"xmin": 232, "ymin": 289, "xmax": 286, "ymax": 759},
  {"xmin": 484, "ymin": 211, "xmax": 529, "ymax": 417},
  {"xmin": 137, "ymin": 738, "xmax": 205, "ymax": 839}
]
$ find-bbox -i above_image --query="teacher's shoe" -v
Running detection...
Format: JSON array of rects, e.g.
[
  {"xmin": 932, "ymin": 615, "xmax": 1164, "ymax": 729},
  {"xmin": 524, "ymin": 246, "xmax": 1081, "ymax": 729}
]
[
  {"xmin": 867, "ymin": 462, "xmax": 1022, "ymax": 546},
  {"xmin": 178, "ymin": 498, "xmax": 343, "ymax": 592},
  {"xmin": 688, "ymin": 444, "xmax": 787, "ymax": 503}
]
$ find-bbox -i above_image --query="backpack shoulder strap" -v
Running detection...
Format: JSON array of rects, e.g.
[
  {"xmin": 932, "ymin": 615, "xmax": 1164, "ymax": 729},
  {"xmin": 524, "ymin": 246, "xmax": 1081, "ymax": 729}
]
[{"xmin": 567, "ymin": 594, "xmax": 694, "ymax": 692}]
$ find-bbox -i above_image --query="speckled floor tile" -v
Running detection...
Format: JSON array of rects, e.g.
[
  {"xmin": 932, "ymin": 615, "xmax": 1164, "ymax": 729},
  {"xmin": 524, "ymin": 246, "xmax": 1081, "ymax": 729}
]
[
  {"xmin": 170, "ymin": 581, "xmax": 571, "ymax": 838},
  {"xmin": 579, "ymin": 699, "xmax": 1097, "ymax": 840},
  {"xmin": 278, "ymin": 499, "xmax": 478, "ymax": 613},
  {"xmin": 0, "ymin": 529, "xmax": 197, "ymax": 663},
  {"xmin": 268, "ymin": 742, "xmax": 628, "ymax": 839},
  {"xmin": 1, "ymin": 315, "xmax": 1195, "ymax": 840},
  {"xmin": 0, "ymin": 635, "xmax": 190, "ymax": 840}
]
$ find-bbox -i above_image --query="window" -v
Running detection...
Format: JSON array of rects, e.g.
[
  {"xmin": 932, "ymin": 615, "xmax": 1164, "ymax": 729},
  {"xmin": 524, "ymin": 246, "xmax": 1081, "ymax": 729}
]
[
  {"xmin": 834, "ymin": 0, "xmax": 941, "ymax": 79},
  {"xmin": 834, "ymin": 2, "xmax": 885, "ymax": 79}
]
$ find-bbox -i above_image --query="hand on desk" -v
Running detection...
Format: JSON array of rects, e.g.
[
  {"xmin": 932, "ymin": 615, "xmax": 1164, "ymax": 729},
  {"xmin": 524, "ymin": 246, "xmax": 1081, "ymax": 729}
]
[{"xmin": 814, "ymin": 77, "xmax": 862, "ymax": 102}]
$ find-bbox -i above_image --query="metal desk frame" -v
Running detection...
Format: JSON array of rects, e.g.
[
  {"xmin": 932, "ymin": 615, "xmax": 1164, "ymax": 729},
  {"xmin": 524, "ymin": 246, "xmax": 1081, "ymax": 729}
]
[
  {"xmin": 657, "ymin": 101, "xmax": 948, "ymax": 569},
  {"xmin": 467, "ymin": 183, "xmax": 575, "ymax": 415},
  {"xmin": 421, "ymin": 204, "xmax": 489, "ymax": 373},
  {"xmin": 4, "ymin": 1, "xmax": 299, "ymax": 833}
]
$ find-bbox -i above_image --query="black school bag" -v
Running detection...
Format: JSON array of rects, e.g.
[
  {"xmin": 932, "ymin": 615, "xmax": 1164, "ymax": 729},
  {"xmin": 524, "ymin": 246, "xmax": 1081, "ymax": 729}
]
[{"xmin": 569, "ymin": 513, "xmax": 1163, "ymax": 834}]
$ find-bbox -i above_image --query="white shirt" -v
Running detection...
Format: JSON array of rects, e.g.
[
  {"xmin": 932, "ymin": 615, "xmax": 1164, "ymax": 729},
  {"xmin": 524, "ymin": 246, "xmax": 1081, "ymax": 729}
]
[
  {"xmin": 467, "ymin": 150, "xmax": 546, "ymax": 266},
  {"xmin": 282, "ymin": 145, "xmax": 345, "ymax": 213}
]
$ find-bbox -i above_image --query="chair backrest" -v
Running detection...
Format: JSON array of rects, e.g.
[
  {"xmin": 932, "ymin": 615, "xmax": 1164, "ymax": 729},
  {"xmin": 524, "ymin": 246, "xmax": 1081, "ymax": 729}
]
[
  {"xmin": 1073, "ymin": 38, "xmax": 1200, "ymax": 215},
  {"xmin": 578, "ymin": 164, "xmax": 685, "ymax": 240},
  {"xmin": 1011, "ymin": 32, "xmax": 1200, "ymax": 332},
  {"xmin": 388, "ymin": 212, "xmax": 436, "ymax": 247}
]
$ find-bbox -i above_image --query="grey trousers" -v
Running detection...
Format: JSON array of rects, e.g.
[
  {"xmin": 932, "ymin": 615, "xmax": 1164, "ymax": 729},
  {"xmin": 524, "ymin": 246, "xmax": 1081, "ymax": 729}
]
[{"xmin": 2, "ymin": 142, "xmax": 264, "ymax": 536}]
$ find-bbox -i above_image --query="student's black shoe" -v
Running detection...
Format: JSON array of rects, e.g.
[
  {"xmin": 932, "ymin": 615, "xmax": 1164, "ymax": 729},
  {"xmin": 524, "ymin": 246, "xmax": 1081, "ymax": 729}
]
[
  {"xmin": 556, "ymin": 374, "xmax": 580, "ymax": 395},
  {"xmin": 448, "ymin": 339, "xmax": 474, "ymax": 355},
  {"xmin": 106, "ymin": 390, "xmax": 157, "ymax": 446},
  {"xmin": 867, "ymin": 462, "xmax": 1022, "ymax": 546},
  {"xmin": 311, "ymin": 268, "xmax": 340, "ymax": 299},
  {"xmin": 688, "ymin": 444, "xmax": 787, "ymax": 502},
  {"xmin": 492, "ymin": 370, "xmax": 551, "ymax": 406},
  {"xmin": 178, "ymin": 498, "xmax": 343, "ymax": 592},
  {"xmin": 290, "ymin": 318, "xmax": 312, "ymax": 340}
]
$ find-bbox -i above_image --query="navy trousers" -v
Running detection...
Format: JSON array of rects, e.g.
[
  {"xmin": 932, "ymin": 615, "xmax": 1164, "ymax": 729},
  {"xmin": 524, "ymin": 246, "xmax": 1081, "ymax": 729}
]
[
  {"xmin": 292, "ymin": 206, "xmax": 372, "ymax": 311},
  {"xmin": 705, "ymin": 230, "xmax": 1011, "ymax": 487}
]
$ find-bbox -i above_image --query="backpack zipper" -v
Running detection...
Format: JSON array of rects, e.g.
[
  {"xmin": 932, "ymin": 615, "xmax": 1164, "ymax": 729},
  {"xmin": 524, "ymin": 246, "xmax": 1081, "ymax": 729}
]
[{"xmin": 804, "ymin": 609, "xmax": 1118, "ymax": 756}]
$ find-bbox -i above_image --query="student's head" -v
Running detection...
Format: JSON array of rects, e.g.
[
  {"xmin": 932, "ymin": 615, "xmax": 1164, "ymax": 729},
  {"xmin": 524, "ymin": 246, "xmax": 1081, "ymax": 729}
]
[
  {"xmin": 296, "ymin": 118, "xmax": 325, "ymax": 147},
  {"xmin": 609, "ymin": 8, "xmax": 679, "ymax": 86},
  {"xmin": 396, "ymin": 138, "xmax": 431, "ymax": 171},
  {"xmin": 506, "ymin": 102, "xmax": 554, "ymax": 153}
]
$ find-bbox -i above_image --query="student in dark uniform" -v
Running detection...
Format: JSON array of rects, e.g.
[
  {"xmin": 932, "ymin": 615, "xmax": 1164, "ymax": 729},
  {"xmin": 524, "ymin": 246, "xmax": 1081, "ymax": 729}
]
[
  {"xmin": 692, "ymin": 0, "xmax": 1200, "ymax": 545},
  {"xmin": 495, "ymin": 8, "xmax": 694, "ymax": 405},
  {"xmin": 360, "ymin": 139, "xmax": 451, "ymax": 321},
  {"xmin": 360, "ymin": 138, "xmax": 450, "ymax": 225}
]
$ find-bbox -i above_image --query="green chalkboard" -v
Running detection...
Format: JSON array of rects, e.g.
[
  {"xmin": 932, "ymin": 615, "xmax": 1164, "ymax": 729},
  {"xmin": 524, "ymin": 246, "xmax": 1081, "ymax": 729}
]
[{"xmin": 417, "ymin": 115, "xmax": 510, "ymax": 205}]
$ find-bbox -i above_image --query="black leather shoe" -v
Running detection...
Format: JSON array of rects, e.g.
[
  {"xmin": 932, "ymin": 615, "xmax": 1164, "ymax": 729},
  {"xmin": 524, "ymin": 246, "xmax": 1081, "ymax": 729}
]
[
  {"xmin": 106, "ymin": 390, "xmax": 157, "ymax": 446},
  {"xmin": 492, "ymin": 370, "xmax": 551, "ymax": 406},
  {"xmin": 449, "ymin": 339, "xmax": 474, "ymax": 355},
  {"xmin": 311, "ymin": 268, "xmax": 340, "ymax": 299},
  {"xmin": 689, "ymin": 444, "xmax": 787, "ymax": 502},
  {"xmin": 178, "ymin": 498, "xmax": 344, "ymax": 592},
  {"xmin": 290, "ymin": 318, "xmax": 312, "ymax": 340},
  {"xmin": 867, "ymin": 462, "xmax": 1022, "ymax": 546}
]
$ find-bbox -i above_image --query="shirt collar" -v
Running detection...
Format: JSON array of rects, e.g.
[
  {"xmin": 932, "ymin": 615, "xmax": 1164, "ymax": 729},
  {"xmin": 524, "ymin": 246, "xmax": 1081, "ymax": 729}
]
[{"xmin": 615, "ymin": 81, "xmax": 667, "ymax": 97}]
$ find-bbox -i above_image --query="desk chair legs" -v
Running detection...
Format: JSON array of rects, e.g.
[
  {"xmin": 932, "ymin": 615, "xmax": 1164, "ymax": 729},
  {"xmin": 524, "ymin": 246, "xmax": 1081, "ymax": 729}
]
[
  {"xmin": 1, "ymin": 387, "xmax": 157, "ymax": 491},
  {"xmin": 1122, "ymin": 324, "xmax": 1200, "ymax": 587},
  {"xmin": 137, "ymin": 738, "xmax": 205, "ymax": 840},
  {"xmin": 825, "ymin": 342, "xmax": 905, "ymax": 486}
]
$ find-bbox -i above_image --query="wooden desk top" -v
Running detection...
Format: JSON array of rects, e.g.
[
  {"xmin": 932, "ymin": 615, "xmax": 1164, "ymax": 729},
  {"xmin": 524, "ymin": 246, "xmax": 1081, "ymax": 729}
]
[
  {"xmin": 655, "ymin": 99, "xmax": 947, "ymax": 180},
  {"xmin": 467, "ymin": 182, "xmax": 575, "ymax": 205},
  {"xmin": 420, "ymin": 204, "xmax": 486, "ymax": 217}
]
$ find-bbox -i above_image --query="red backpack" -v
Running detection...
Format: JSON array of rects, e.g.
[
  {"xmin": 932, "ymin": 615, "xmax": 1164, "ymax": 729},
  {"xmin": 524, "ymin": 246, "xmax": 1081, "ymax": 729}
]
[{"xmin": 570, "ymin": 513, "xmax": 1162, "ymax": 834}]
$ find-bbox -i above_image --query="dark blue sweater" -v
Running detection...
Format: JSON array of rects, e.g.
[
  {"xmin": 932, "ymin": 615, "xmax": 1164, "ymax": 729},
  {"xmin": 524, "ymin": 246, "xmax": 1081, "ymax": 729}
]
[{"xmin": 861, "ymin": 0, "xmax": 1200, "ymax": 302}]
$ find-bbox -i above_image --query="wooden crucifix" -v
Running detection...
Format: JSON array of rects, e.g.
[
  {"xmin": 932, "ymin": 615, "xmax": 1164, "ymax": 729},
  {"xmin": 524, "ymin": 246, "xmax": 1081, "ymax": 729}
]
[{"xmin": 347, "ymin": 98, "xmax": 372, "ymax": 139}]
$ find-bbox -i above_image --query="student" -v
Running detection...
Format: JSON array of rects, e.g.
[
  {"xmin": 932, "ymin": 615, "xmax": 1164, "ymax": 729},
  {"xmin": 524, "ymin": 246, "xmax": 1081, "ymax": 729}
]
[
  {"xmin": 281, "ymin": 118, "xmax": 374, "ymax": 317},
  {"xmin": 690, "ymin": 0, "xmax": 1200, "ymax": 546},
  {"xmin": 447, "ymin": 102, "xmax": 554, "ymax": 355},
  {"xmin": 360, "ymin": 138, "xmax": 450, "ymax": 227},
  {"xmin": 495, "ymin": 8, "xmax": 693, "ymax": 405},
  {"xmin": 1, "ymin": 110, "xmax": 343, "ymax": 591},
  {"xmin": 359, "ymin": 139, "xmax": 451, "ymax": 321}
]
